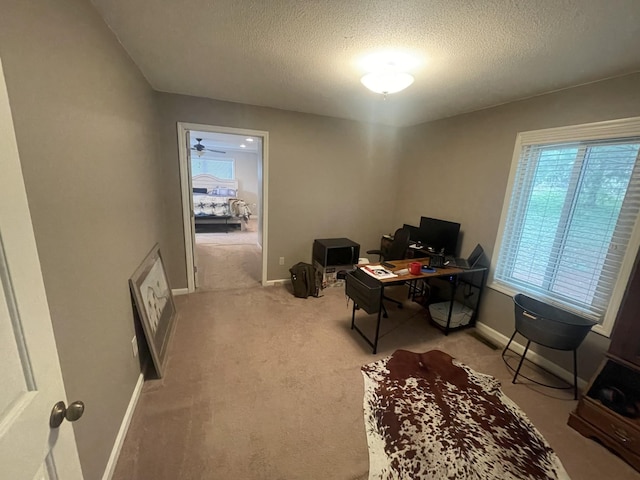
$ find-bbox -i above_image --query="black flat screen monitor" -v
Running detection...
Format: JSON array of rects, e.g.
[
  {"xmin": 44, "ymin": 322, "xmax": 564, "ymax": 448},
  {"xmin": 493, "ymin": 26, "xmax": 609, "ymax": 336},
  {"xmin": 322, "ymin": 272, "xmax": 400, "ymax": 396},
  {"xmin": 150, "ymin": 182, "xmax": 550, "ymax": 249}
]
[
  {"xmin": 402, "ymin": 224, "xmax": 422, "ymax": 242},
  {"xmin": 419, "ymin": 217, "xmax": 460, "ymax": 255}
]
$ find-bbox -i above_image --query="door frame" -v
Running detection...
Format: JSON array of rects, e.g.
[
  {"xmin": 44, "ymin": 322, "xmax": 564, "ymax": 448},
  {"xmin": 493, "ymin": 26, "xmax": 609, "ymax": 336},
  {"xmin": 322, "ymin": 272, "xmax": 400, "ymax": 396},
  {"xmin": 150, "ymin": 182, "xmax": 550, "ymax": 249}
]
[{"xmin": 177, "ymin": 122, "xmax": 269, "ymax": 292}]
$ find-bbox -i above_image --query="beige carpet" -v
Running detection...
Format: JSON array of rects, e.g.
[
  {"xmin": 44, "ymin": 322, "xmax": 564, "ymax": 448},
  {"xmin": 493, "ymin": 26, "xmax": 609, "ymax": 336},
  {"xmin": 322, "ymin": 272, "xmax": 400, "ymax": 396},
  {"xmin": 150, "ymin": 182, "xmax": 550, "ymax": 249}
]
[
  {"xmin": 195, "ymin": 218, "xmax": 262, "ymax": 291},
  {"xmin": 112, "ymin": 285, "xmax": 640, "ymax": 480}
]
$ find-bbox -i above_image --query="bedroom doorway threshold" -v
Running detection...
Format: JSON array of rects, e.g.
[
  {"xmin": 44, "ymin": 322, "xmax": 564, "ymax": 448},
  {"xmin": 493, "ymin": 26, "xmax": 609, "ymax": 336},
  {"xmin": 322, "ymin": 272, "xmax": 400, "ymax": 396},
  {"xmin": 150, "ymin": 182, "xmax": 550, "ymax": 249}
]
[{"xmin": 177, "ymin": 122, "xmax": 269, "ymax": 293}]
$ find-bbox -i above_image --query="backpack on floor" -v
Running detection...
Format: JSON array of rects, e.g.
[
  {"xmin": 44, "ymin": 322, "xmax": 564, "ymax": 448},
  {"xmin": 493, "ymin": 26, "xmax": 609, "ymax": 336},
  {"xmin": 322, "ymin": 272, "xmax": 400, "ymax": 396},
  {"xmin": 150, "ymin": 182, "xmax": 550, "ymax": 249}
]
[{"xmin": 289, "ymin": 262, "xmax": 319, "ymax": 298}]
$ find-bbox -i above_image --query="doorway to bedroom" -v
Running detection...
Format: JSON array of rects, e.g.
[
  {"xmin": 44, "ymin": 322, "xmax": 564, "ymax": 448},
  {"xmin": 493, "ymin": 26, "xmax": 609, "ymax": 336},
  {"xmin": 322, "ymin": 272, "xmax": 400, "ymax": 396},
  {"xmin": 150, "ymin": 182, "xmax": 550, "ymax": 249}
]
[{"xmin": 178, "ymin": 123, "xmax": 268, "ymax": 292}]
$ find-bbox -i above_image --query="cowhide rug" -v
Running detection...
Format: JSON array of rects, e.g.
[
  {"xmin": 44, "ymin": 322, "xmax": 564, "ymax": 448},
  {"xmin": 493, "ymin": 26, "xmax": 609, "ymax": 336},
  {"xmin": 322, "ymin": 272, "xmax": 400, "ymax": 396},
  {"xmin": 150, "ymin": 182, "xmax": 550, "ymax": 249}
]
[{"xmin": 361, "ymin": 350, "xmax": 570, "ymax": 480}]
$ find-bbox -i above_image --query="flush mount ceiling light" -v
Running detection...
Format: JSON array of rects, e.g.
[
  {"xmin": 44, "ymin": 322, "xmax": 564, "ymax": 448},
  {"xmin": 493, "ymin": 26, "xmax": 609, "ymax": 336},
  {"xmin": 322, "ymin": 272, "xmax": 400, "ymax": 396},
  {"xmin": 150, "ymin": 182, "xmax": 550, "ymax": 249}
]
[
  {"xmin": 361, "ymin": 70, "xmax": 414, "ymax": 95},
  {"xmin": 358, "ymin": 51, "xmax": 419, "ymax": 96}
]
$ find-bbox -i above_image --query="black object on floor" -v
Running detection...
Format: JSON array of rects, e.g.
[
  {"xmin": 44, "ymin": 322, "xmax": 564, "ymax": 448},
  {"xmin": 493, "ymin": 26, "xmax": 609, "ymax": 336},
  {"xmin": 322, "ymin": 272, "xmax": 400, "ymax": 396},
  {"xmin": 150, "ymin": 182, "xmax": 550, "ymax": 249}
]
[{"xmin": 502, "ymin": 293, "xmax": 597, "ymax": 399}]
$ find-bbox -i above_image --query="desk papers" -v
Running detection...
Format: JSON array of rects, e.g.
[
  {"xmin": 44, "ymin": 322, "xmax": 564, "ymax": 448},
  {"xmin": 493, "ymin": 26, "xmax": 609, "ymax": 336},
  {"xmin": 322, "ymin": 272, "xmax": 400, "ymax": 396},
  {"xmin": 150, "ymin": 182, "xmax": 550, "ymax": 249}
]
[{"xmin": 361, "ymin": 265, "xmax": 398, "ymax": 280}]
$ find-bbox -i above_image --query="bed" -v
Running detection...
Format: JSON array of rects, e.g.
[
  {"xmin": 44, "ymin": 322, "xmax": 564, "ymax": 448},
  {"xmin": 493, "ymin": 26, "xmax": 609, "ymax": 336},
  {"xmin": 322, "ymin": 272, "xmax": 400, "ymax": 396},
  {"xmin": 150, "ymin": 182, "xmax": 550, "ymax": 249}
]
[{"xmin": 192, "ymin": 174, "xmax": 251, "ymax": 232}]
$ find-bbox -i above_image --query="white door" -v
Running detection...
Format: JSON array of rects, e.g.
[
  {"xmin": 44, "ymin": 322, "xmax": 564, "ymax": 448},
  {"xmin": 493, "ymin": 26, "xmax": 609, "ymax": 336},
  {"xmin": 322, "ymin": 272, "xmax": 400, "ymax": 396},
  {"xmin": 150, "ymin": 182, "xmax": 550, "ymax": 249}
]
[
  {"xmin": 0, "ymin": 59, "xmax": 83, "ymax": 479},
  {"xmin": 185, "ymin": 132, "xmax": 199, "ymax": 289}
]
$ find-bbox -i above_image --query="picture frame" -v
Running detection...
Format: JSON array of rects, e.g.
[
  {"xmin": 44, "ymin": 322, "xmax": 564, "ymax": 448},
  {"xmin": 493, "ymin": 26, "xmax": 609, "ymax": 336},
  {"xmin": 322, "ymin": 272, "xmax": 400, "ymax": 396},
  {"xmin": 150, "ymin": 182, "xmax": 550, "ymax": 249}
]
[{"xmin": 129, "ymin": 244, "xmax": 176, "ymax": 378}]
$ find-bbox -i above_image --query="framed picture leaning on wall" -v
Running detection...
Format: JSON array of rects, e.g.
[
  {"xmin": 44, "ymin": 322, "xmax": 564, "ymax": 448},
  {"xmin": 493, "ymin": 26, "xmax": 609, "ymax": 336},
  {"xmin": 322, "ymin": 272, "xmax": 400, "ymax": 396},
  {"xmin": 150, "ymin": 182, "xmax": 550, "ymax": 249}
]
[{"xmin": 129, "ymin": 243, "xmax": 177, "ymax": 378}]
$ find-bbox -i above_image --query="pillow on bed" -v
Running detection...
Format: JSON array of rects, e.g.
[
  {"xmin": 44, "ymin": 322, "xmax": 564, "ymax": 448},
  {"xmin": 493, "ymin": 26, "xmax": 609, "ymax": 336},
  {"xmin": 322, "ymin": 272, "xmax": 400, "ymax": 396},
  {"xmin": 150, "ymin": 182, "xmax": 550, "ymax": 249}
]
[{"xmin": 211, "ymin": 187, "xmax": 237, "ymax": 197}]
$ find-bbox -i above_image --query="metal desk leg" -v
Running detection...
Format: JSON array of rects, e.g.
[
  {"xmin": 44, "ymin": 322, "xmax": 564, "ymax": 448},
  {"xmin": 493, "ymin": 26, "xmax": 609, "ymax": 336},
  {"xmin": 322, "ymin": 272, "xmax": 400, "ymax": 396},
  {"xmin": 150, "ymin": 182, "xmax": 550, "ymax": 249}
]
[
  {"xmin": 573, "ymin": 349, "xmax": 578, "ymax": 400},
  {"xmin": 372, "ymin": 285, "xmax": 384, "ymax": 354},
  {"xmin": 351, "ymin": 302, "xmax": 356, "ymax": 329},
  {"xmin": 444, "ymin": 276, "xmax": 458, "ymax": 336},
  {"xmin": 408, "ymin": 278, "xmax": 419, "ymax": 301},
  {"xmin": 471, "ymin": 269, "xmax": 488, "ymax": 325}
]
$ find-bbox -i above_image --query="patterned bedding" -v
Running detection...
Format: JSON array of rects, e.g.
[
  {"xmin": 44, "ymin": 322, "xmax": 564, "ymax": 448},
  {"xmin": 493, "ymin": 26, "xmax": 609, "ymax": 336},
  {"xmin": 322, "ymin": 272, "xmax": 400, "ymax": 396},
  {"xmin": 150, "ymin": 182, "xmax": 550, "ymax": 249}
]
[
  {"xmin": 193, "ymin": 194, "xmax": 234, "ymax": 217},
  {"xmin": 193, "ymin": 194, "xmax": 251, "ymax": 221}
]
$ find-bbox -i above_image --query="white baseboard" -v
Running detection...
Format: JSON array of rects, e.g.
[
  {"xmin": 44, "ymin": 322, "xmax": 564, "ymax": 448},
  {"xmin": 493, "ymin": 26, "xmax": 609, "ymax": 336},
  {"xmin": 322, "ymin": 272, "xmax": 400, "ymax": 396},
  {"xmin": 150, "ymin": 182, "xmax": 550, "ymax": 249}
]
[
  {"xmin": 172, "ymin": 288, "xmax": 189, "ymax": 296},
  {"xmin": 265, "ymin": 278, "xmax": 291, "ymax": 286},
  {"xmin": 101, "ymin": 373, "xmax": 144, "ymax": 480},
  {"xmin": 474, "ymin": 321, "xmax": 587, "ymax": 390}
]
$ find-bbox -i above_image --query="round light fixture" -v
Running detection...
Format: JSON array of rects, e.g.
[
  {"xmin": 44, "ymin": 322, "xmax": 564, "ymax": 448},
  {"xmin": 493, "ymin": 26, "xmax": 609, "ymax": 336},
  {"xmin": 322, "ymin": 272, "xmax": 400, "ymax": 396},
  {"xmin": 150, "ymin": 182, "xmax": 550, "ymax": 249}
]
[{"xmin": 361, "ymin": 70, "xmax": 414, "ymax": 95}]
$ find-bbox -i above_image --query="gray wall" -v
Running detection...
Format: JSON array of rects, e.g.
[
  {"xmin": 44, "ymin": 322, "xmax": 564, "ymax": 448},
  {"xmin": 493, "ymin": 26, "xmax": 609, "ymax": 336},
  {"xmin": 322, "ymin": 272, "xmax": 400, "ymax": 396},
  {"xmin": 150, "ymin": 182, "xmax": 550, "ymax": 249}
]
[
  {"xmin": 396, "ymin": 72, "xmax": 640, "ymax": 380},
  {"xmin": 0, "ymin": 1, "xmax": 163, "ymax": 478},
  {"xmin": 156, "ymin": 93, "xmax": 402, "ymax": 286},
  {"xmin": 233, "ymin": 151, "xmax": 259, "ymax": 213}
]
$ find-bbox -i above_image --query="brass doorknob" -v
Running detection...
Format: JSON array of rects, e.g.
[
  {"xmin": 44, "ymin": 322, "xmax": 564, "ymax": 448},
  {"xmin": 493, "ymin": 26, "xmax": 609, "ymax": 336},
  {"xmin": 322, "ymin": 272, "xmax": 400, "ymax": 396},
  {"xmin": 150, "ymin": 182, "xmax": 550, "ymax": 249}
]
[{"xmin": 49, "ymin": 400, "xmax": 85, "ymax": 428}]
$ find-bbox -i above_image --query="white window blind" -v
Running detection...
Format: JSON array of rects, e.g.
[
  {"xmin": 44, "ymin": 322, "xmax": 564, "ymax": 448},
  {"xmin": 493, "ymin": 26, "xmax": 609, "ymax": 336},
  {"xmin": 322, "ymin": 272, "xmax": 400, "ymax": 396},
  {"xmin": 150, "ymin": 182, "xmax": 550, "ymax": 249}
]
[
  {"xmin": 493, "ymin": 119, "xmax": 640, "ymax": 332},
  {"xmin": 191, "ymin": 158, "xmax": 235, "ymax": 179}
]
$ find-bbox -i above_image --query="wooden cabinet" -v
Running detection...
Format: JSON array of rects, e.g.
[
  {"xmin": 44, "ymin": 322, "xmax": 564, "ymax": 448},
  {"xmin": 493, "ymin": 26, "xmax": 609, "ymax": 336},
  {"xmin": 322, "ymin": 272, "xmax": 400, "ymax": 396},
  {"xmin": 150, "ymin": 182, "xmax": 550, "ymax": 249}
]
[
  {"xmin": 569, "ymin": 356, "xmax": 640, "ymax": 471},
  {"xmin": 608, "ymin": 251, "xmax": 640, "ymax": 365},
  {"xmin": 578, "ymin": 395, "xmax": 639, "ymax": 453},
  {"xmin": 568, "ymin": 248, "xmax": 640, "ymax": 472}
]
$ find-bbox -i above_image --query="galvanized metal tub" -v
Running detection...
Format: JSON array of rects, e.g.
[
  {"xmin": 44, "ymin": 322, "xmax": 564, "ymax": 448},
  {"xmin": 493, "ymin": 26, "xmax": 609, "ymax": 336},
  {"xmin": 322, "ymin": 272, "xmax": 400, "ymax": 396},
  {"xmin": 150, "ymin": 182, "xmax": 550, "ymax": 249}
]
[{"xmin": 513, "ymin": 294, "xmax": 597, "ymax": 351}]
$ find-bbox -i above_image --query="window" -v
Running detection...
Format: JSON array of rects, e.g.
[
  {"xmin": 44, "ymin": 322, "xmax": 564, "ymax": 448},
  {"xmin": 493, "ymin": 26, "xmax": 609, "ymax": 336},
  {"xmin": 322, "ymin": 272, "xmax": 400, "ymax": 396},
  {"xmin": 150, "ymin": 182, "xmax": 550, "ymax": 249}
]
[
  {"xmin": 191, "ymin": 158, "xmax": 235, "ymax": 179},
  {"xmin": 492, "ymin": 117, "xmax": 640, "ymax": 336}
]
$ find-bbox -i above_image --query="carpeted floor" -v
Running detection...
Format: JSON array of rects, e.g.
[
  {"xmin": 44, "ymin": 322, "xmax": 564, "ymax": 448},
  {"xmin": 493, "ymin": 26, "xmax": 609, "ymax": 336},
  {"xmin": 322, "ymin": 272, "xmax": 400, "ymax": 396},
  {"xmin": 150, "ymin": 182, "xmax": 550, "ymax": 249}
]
[
  {"xmin": 112, "ymin": 282, "xmax": 639, "ymax": 480},
  {"xmin": 194, "ymin": 218, "xmax": 262, "ymax": 291}
]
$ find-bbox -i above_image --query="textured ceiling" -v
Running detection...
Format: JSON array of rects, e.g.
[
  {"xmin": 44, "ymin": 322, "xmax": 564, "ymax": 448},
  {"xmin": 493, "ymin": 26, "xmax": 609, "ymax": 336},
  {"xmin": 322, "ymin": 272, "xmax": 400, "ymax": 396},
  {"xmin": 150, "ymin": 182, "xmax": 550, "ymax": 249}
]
[{"xmin": 91, "ymin": 0, "xmax": 640, "ymax": 127}]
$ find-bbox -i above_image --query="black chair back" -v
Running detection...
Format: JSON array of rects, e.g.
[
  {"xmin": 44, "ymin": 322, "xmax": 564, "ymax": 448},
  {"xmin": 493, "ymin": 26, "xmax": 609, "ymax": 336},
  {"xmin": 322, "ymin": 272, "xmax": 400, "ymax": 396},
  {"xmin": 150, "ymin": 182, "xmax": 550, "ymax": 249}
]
[{"xmin": 386, "ymin": 227, "xmax": 411, "ymax": 261}]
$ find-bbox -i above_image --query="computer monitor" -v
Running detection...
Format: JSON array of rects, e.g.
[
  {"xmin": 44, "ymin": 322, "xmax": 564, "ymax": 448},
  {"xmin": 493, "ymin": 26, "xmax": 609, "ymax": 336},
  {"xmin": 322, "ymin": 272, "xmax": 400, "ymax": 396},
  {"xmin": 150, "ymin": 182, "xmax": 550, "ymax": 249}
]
[
  {"xmin": 419, "ymin": 217, "xmax": 461, "ymax": 255},
  {"xmin": 402, "ymin": 224, "xmax": 422, "ymax": 242}
]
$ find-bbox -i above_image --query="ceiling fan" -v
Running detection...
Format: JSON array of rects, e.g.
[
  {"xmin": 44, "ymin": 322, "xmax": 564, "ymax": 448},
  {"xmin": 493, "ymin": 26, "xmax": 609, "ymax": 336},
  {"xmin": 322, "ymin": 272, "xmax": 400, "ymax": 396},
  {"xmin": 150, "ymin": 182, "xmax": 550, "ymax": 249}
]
[{"xmin": 191, "ymin": 138, "xmax": 226, "ymax": 155}]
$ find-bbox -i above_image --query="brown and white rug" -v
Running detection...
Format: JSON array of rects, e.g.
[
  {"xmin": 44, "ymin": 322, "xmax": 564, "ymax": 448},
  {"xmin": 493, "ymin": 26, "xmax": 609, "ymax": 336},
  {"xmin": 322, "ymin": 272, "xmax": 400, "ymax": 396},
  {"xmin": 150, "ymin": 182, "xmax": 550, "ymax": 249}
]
[{"xmin": 361, "ymin": 349, "xmax": 570, "ymax": 480}]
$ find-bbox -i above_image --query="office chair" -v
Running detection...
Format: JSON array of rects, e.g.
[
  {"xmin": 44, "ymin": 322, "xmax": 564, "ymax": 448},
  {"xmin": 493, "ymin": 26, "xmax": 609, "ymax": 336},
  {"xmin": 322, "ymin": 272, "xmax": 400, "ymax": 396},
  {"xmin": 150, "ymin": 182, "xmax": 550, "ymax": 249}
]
[
  {"xmin": 366, "ymin": 227, "xmax": 411, "ymax": 263},
  {"xmin": 366, "ymin": 227, "xmax": 411, "ymax": 314}
]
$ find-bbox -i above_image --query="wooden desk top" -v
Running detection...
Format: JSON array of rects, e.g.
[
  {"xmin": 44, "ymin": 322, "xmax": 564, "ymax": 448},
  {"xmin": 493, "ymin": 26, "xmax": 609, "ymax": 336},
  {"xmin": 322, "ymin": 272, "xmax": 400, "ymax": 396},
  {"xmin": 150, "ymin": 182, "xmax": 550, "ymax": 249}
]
[{"xmin": 360, "ymin": 258, "xmax": 485, "ymax": 284}]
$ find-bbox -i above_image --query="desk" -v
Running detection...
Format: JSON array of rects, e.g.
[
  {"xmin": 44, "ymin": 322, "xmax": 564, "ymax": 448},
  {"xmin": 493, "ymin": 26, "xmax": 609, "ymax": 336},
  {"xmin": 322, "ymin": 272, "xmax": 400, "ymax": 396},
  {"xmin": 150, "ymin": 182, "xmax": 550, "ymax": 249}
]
[{"xmin": 346, "ymin": 258, "xmax": 487, "ymax": 354}]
